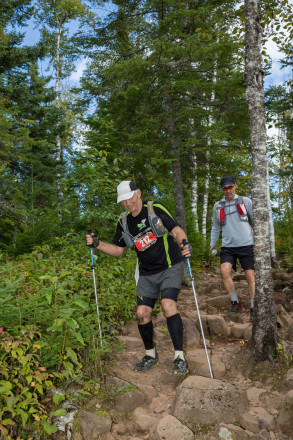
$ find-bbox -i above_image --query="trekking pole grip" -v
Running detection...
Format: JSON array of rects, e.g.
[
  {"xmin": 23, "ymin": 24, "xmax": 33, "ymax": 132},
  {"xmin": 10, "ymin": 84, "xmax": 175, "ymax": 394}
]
[
  {"xmin": 182, "ymin": 239, "xmax": 193, "ymax": 278},
  {"xmin": 182, "ymin": 239, "xmax": 189, "ymax": 261},
  {"xmin": 88, "ymin": 229, "xmax": 95, "ymax": 267}
]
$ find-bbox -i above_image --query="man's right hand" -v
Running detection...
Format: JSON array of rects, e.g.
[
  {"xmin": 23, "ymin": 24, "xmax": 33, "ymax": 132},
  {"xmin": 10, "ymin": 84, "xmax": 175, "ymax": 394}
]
[
  {"xmin": 209, "ymin": 246, "xmax": 218, "ymax": 257},
  {"xmin": 86, "ymin": 233, "xmax": 99, "ymax": 248}
]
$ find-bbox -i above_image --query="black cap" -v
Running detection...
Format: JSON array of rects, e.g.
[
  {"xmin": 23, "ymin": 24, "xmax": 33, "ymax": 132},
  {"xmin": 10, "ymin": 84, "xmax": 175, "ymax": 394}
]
[{"xmin": 220, "ymin": 176, "xmax": 235, "ymax": 188}]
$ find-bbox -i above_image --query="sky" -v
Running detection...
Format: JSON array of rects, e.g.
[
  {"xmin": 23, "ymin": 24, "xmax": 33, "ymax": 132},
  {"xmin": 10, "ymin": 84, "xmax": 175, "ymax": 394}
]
[{"xmin": 264, "ymin": 38, "xmax": 291, "ymax": 88}]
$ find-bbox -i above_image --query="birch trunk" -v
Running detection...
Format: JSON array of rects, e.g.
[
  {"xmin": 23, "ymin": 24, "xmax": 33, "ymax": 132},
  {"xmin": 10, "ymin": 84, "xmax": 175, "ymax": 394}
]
[
  {"xmin": 267, "ymin": 165, "xmax": 276, "ymax": 262},
  {"xmin": 191, "ymin": 153, "xmax": 199, "ymax": 233},
  {"xmin": 201, "ymin": 56, "xmax": 216, "ymax": 243},
  {"xmin": 244, "ymin": 0, "xmax": 277, "ymax": 361},
  {"xmin": 55, "ymin": 24, "xmax": 63, "ymax": 221},
  {"xmin": 201, "ymin": 149, "xmax": 210, "ymax": 242}
]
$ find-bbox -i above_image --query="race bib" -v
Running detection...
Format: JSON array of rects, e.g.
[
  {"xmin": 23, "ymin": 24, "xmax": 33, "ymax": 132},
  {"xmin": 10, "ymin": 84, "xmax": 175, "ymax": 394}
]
[{"xmin": 134, "ymin": 232, "xmax": 157, "ymax": 251}]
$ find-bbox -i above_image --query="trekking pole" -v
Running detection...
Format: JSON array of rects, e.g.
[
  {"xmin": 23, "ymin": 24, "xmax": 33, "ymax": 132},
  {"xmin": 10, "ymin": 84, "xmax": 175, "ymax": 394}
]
[
  {"xmin": 183, "ymin": 239, "xmax": 213, "ymax": 379},
  {"xmin": 88, "ymin": 230, "xmax": 103, "ymax": 349}
]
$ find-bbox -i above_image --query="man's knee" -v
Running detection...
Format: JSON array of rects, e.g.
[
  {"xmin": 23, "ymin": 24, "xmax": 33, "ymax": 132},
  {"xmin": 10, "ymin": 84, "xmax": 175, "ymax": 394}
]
[
  {"xmin": 136, "ymin": 305, "xmax": 152, "ymax": 323},
  {"xmin": 220, "ymin": 264, "xmax": 232, "ymax": 279},
  {"xmin": 161, "ymin": 299, "xmax": 178, "ymax": 318},
  {"xmin": 245, "ymin": 269, "xmax": 255, "ymax": 283}
]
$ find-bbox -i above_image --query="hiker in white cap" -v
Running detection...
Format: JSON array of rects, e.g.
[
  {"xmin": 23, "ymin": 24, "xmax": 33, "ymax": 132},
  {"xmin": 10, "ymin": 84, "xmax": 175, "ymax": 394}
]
[
  {"xmin": 86, "ymin": 180, "xmax": 192, "ymax": 375},
  {"xmin": 210, "ymin": 176, "xmax": 255, "ymax": 322}
]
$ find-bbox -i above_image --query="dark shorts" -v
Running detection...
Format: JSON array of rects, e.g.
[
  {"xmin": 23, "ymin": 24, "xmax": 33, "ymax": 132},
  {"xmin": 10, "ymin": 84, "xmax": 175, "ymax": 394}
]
[
  {"xmin": 220, "ymin": 245, "xmax": 254, "ymax": 272},
  {"xmin": 136, "ymin": 261, "xmax": 184, "ymax": 308}
]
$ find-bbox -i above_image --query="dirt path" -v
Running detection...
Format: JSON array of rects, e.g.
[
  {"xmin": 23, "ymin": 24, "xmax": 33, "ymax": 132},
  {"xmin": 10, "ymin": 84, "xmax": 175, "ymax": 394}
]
[{"xmin": 105, "ymin": 266, "xmax": 293, "ymax": 440}]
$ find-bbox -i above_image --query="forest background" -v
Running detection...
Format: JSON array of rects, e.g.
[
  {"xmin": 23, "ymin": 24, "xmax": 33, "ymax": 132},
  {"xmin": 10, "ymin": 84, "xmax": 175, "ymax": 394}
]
[{"xmin": 0, "ymin": 0, "xmax": 293, "ymax": 438}]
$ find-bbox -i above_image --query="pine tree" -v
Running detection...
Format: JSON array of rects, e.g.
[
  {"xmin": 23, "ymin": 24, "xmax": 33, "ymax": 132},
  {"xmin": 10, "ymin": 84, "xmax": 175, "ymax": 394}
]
[{"xmin": 79, "ymin": 0, "xmax": 251, "ymax": 235}]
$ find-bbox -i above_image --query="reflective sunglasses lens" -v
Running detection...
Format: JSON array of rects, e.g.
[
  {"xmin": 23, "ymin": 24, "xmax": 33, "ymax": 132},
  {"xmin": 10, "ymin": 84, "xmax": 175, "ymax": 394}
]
[{"xmin": 223, "ymin": 185, "xmax": 234, "ymax": 190}]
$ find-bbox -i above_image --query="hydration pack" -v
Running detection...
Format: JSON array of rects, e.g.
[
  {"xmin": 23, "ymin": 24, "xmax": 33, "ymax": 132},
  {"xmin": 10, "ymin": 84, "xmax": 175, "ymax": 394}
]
[
  {"xmin": 216, "ymin": 196, "xmax": 251, "ymax": 226},
  {"xmin": 120, "ymin": 201, "xmax": 167, "ymax": 249}
]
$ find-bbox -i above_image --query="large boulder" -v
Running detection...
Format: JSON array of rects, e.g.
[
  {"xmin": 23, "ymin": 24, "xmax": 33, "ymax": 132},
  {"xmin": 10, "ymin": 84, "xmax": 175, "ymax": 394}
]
[
  {"xmin": 182, "ymin": 317, "xmax": 201, "ymax": 348},
  {"xmin": 216, "ymin": 423, "xmax": 258, "ymax": 439},
  {"xmin": 74, "ymin": 410, "xmax": 112, "ymax": 440},
  {"xmin": 149, "ymin": 414, "xmax": 194, "ymax": 440},
  {"xmin": 195, "ymin": 314, "xmax": 231, "ymax": 337},
  {"xmin": 231, "ymin": 324, "xmax": 251, "ymax": 339},
  {"xmin": 284, "ymin": 368, "xmax": 293, "ymax": 388},
  {"xmin": 172, "ymin": 376, "xmax": 247, "ymax": 431},
  {"xmin": 115, "ymin": 388, "xmax": 145, "ymax": 413},
  {"xmin": 206, "ymin": 295, "xmax": 231, "ymax": 308},
  {"xmin": 132, "ymin": 407, "xmax": 158, "ymax": 433},
  {"xmin": 240, "ymin": 408, "xmax": 276, "ymax": 433}
]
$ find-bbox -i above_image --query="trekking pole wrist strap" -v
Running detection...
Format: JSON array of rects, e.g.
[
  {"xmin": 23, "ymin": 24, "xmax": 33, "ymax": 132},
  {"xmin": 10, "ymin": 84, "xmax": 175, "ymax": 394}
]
[{"xmin": 92, "ymin": 236, "xmax": 99, "ymax": 248}]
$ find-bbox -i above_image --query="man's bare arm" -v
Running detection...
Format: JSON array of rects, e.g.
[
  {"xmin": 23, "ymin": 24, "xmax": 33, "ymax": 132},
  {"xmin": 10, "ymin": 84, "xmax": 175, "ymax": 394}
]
[{"xmin": 86, "ymin": 234, "xmax": 125, "ymax": 257}]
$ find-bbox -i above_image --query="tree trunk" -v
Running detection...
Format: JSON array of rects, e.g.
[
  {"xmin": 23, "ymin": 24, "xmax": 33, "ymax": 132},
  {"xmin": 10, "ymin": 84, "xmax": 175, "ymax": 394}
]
[
  {"xmin": 164, "ymin": 96, "xmax": 187, "ymax": 232},
  {"xmin": 290, "ymin": 146, "xmax": 293, "ymax": 210},
  {"xmin": 201, "ymin": 149, "xmax": 210, "ymax": 243},
  {"xmin": 191, "ymin": 152, "xmax": 199, "ymax": 233},
  {"xmin": 244, "ymin": 0, "xmax": 277, "ymax": 361},
  {"xmin": 267, "ymin": 165, "xmax": 276, "ymax": 263},
  {"xmin": 170, "ymin": 129, "xmax": 187, "ymax": 233},
  {"xmin": 55, "ymin": 24, "xmax": 63, "ymax": 221}
]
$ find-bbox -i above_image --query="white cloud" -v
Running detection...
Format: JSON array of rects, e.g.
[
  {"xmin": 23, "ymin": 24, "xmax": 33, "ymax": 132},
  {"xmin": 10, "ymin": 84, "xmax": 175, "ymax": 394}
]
[
  {"xmin": 264, "ymin": 28, "xmax": 292, "ymax": 88},
  {"xmin": 70, "ymin": 58, "xmax": 88, "ymax": 82},
  {"xmin": 263, "ymin": 38, "xmax": 290, "ymax": 138}
]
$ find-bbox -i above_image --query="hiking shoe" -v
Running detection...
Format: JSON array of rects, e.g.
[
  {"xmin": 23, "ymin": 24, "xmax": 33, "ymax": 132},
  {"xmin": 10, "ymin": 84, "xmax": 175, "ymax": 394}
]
[
  {"xmin": 228, "ymin": 301, "xmax": 245, "ymax": 316},
  {"xmin": 132, "ymin": 354, "xmax": 158, "ymax": 372},
  {"xmin": 170, "ymin": 357, "xmax": 189, "ymax": 376},
  {"xmin": 249, "ymin": 308, "xmax": 254, "ymax": 323}
]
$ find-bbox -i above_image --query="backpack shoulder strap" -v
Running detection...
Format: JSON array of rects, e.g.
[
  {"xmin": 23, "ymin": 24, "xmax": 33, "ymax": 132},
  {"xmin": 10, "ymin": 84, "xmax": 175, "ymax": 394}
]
[
  {"xmin": 147, "ymin": 200, "xmax": 166, "ymax": 237},
  {"xmin": 216, "ymin": 199, "xmax": 226, "ymax": 226},
  {"xmin": 147, "ymin": 201, "xmax": 154, "ymax": 217},
  {"xmin": 120, "ymin": 211, "xmax": 129, "ymax": 233},
  {"xmin": 147, "ymin": 201, "xmax": 155, "ymax": 229}
]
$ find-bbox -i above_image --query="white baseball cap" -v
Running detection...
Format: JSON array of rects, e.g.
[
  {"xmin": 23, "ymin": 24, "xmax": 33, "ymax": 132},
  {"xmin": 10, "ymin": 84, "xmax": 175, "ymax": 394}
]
[{"xmin": 117, "ymin": 181, "xmax": 138, "ymax": 203}]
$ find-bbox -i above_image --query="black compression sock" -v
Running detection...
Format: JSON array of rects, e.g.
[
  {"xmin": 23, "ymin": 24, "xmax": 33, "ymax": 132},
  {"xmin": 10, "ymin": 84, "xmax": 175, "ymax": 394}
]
[
  {"xmin": 138, "ymin": 321, "xmax": 154, "ymax": 350},
  {"xmin": 167, "ymin": 313, "xmax": 183, "ymax": 351}
]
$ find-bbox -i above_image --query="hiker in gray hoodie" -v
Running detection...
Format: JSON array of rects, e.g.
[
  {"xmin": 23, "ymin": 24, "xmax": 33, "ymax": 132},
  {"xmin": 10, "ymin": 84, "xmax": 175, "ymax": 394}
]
[{"xmin": 210, "ymin": 176, "xmax": 255, "ymax": 322}]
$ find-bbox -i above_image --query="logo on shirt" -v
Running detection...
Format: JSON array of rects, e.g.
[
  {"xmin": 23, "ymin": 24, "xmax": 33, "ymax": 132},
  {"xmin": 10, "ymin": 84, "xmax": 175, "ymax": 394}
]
[{"xmin": 137, "ymin": 219, "xmax": 146, "ymax": 230}]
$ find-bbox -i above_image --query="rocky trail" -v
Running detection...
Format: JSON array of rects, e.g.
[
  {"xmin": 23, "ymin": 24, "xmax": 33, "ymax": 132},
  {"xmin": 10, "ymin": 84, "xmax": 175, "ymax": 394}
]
[{"xmin": 58, "ymin": 261, "xmax": 293, "ymax": 440}]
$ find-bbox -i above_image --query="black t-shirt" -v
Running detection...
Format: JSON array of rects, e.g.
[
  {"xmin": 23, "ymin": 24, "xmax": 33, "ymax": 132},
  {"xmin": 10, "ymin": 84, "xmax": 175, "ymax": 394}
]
[{"xmin": 112, "ymin": 201, "xmax": 184, "ymax": 275}]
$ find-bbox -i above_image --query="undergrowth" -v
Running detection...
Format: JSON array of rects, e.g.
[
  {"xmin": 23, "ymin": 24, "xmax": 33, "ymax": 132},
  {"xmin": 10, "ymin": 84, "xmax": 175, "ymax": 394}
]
[{"xmin": 0, "ymin": 231, "xmax": 138, "ymax": 439}]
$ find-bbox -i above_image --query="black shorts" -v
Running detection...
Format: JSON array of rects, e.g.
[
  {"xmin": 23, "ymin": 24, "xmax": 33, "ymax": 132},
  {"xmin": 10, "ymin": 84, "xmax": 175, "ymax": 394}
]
[{"xmin": 220, "ymin": 245, "xmax": 254, "ymax": 272}]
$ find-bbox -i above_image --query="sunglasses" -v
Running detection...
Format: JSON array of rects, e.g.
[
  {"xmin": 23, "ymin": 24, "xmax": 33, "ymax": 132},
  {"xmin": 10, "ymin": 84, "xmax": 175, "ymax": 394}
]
[{"xmin": 222, "ymin": 185, "xmax": 235, "ymax": 191}]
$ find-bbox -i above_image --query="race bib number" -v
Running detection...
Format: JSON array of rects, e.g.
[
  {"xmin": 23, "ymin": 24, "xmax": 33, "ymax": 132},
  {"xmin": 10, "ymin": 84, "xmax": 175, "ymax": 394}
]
[{"xmin": 134, "ymin": 232, "xmax": 157, "ymax": 251}]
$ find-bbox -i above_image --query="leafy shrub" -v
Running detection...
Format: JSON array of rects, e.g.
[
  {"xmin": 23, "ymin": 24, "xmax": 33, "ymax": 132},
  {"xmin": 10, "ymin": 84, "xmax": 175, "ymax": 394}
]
[
  {"xmin": 0, "ymin": 327, "xmax": 59, "ymax": 439},
  {"xmin": 276, "ymin": 343, "xmax": 293, "ymax": 370},
  {"xmin": 0, "ymin": 231, "xmax": 139, "ymax": 437}
]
